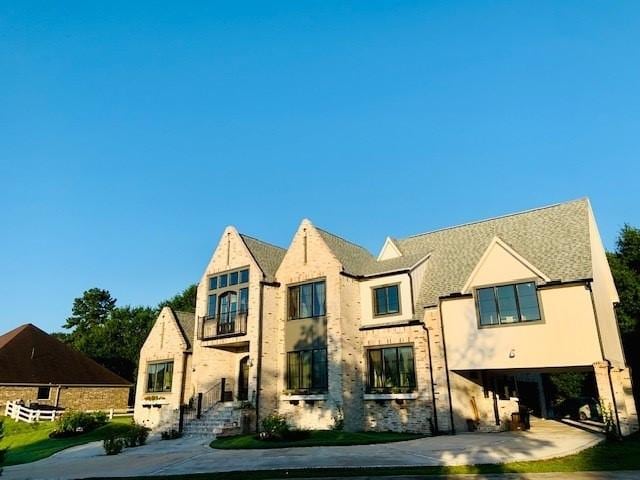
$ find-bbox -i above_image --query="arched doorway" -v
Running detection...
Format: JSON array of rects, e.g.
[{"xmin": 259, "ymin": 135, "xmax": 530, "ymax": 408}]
[{"xmin": 238, "ymin": 356, "xmax": 250, "ymax": 401}]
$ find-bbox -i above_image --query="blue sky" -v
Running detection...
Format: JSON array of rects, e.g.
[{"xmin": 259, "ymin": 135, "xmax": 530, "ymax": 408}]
[{"xmin": 1, "ymin": 1, "xmax": 639, "ymax": 333}]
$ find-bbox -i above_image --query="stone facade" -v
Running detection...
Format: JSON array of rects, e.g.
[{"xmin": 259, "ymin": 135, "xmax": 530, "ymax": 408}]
[{"xmin": 0, "ymin": 385, "xmax": 129, "ymax": 411}]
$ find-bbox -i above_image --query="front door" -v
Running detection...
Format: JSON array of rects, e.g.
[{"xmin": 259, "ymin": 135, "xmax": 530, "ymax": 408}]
[{"xmin": 238, "ymin": 356, "xmax": 249, "ymax": 401}]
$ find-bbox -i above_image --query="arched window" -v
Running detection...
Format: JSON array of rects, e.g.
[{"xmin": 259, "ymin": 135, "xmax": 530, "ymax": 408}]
[{"xmin": 218, "ymin": 291, "xmax": 237, "ymax": 334}]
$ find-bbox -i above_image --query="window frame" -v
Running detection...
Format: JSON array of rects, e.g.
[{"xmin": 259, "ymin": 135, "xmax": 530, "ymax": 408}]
[
  {"xmin": 366, "ymin": 344, "xmax": 417, "ymax": 393},
  {"xmin": 37, "ymin": 386, "xmax": 51, "ymax": 400},
  {"xmin": 286, "ymin": 348, "xmax": 328, "ymax": 393},
  {"xmin": 146, "ymin": 360, "xmax": 174, "ymax": 393},
  {"xmin": 474, "ymin": 280, "xmax": 543, "ymax": 328},
  {"xmin": 371, "ymin": 283, "xmax": 402, "ymax": 317},
  {"xmin": 287, "ymin": 279, "xmax": 327, "ymax": 321}
]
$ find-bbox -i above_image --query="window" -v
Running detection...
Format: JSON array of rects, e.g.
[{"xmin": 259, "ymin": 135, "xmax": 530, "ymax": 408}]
[
  {"xmin": 287, "ymin": 348, "xmax": 328, "ymax": 391},
  {"xmin": 219, "ymin": 274, "xmax": 228, "ymax": 288},
  {"xmin": 219, "ymin": 291, "xmax": 238, "ymax": 326},
  {"xmin": 229, "ymin": 271, "xmax": 239, "ymax": 285},
  {"xmin": 147, "ymin": 361, "xmax": 174, "ymax": 393},
  {"xmin": 240, "ymin": 269, "xmax": 249, "ymax": 283},
  {"xmin": 288, "ymin": 281, "xmax": 326, "ymax": 320},
  {"xmin": 37, "ymin": 386, "xmax": 51, "ymax": 400},
  {"xmin": 367, "ymin": 346, "xmax": 416, "ymax": 392},
  {"xmin": 209, "ymin": 276, "xmax": 218, "ymax": 290},
  {"xmin": 207, "ymin": 294, "xmax": 217, "ymax": 317},
  {"xmin": 239, "ymin": 287, "xmax": 249, "ymax": 313},
  {"xmin": 373, "ymin": 284, "xmax": 400, "ymax": 316},
  {"xmin": 476, "ymin": 281, "xmax": 541, "ymax": 326}
]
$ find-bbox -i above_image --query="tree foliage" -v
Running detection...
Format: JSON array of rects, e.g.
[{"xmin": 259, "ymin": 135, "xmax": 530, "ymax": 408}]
[
  {"xmin": 158, "ymin": 284, "xmax": 197, "ymax": 313},
  {"xmin": 59, "ymin": 284, "xmax": 196, "ymax": 382},
  {"xmin": 608, "ymin": 224, "xmax": 640, "ymax": 404}
]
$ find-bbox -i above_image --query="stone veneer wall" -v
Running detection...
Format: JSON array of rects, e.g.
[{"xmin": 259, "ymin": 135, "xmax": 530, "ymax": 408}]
[
  {"xmin": 594, "ymin": 361, "xmax": 639, "ymax": 436},
  {"xmin": 1, "ymin": 385, "xmax": 129, "ymax": 410},
  {"xmin": 361, "ymin": 324, "xmax": 433, "ymax": 434}
]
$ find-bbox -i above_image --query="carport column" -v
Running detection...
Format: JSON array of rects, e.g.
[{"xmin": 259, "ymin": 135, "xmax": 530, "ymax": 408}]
[
  {"xmin": 593, "ymin": 361, "xmax": 639, "ymax": 436},
  {"xmin": 425, "ymin": 306, "xmax": 453, "ymax": 434}
]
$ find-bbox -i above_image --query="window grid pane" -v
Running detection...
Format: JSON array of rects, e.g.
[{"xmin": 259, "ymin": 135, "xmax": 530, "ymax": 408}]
[
  {"xmin": 240, "ymin": 269, "xmax": 249, "ymax": 283},
  {"xmin": 209, "ymin": 277, "xmax": 217, "ymax": 290},
  {"xmin": 387, "ymin": 286, "xmax": 399, "ymax": 313}
]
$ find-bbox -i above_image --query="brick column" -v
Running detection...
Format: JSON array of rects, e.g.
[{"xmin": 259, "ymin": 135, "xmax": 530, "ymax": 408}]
[
  {"xmin": 425, "ymin": 306, "xmax": 453, "ymax": 433},
  {"xmin": 594, "ymin": 361, "xmax": 640, "ymax": 436}
]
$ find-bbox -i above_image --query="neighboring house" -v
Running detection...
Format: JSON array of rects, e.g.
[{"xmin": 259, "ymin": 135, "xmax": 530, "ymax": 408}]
[
  {"xmin": 134, "ymin": 198, "xmax": 638, "ymax": 436},
  {"xmin": 134, "ymin": 307, "xmax": 194, "ymax": 430},
  {"xmin": 0, "ymin": 324, "xmax": 130, "ymax": 410}
]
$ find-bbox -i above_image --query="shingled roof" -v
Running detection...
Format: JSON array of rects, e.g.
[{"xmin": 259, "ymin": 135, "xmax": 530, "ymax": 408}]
[
  {"xmin": 314, "ymin": 199, "xmax": 593, "ymax": 312},
  {"xmin": 397, "ymin": 198, "xmax": 593, "ymax": 308},
  {"xmin": 240, "ymin": 234, "xmax": 287, "ymax": 282},
  {"xmin": 173, "ymin": 310, "xmax": 195, "ymax": 350},
  {"xmin": 0, "ymin": 324, "xmax": 131, "ymax": 385}
]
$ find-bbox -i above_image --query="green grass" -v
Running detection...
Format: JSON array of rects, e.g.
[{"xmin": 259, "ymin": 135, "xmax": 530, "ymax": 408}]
[
  {"xmin": 102, "ymin": 432, "xmax": 640, "ymax": 480},
  {"xmin": 0, "ymin": 415, "xmax": 135, "ymax": 466},
  {"xmin": 210, "ymin": 430, "xmax": 424, "ymax": 449}
]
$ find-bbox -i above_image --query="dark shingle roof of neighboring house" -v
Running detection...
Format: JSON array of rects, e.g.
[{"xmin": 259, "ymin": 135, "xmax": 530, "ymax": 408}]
[
  {"xmin": 397, "ymin": 198, "xmax": 593, "ymax": 307},
  {"xmin": 315, "ymin": 199, "xmax": 593, "ymax": 310},
  {"xmin": 239, "ymin": 234, "xmax": 287, "ymax": 282},
  {"xmin": 0, "ymin": 324, "xmax": 131, "ymax": 386},
  {"xmin": 173, "ymin": 310, "xmax": 195, "ymax": 350}
]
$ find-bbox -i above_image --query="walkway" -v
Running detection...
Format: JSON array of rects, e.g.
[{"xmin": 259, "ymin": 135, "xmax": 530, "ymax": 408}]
[{"xmin": 2, "ymin": 419, "xmax": 603, "ymax": 480}]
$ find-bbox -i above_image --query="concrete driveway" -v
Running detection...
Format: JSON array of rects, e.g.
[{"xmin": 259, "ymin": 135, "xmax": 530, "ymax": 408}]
[{"xmin": 2, "ymin": 419, "xmax": 604, "ymax": 480}]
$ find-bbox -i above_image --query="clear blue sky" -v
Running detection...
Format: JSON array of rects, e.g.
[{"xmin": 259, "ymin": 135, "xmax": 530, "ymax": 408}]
[{"xmin": 1, "ymin": 1, "xmax": 639, "ymax": 333}]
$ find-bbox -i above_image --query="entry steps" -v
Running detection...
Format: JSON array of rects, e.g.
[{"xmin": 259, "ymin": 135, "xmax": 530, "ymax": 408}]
[
  {"xmin": 182, "ymin": 402, "xmax": 239, "ymax": 437},
  {"xmin": 560, "ymin": 418, "xmax": 606, "ymax": 434}
]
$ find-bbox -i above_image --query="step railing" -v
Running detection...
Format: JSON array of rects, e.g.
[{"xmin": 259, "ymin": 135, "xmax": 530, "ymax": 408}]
[{"xmin": 179, "ymin": 378, "xmax": 233, "ymax": 432}]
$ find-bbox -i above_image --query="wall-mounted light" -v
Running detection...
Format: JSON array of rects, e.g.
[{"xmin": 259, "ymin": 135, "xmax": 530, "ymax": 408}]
[{"xmin": 509, "ymin": 349, "xmax": 516, "ymax": 359}]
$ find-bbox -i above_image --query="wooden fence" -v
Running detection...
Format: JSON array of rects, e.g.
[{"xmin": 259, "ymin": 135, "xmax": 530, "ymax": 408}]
[{"xmin": 4, "ymin": 400, "xmax": 133, "ymax": 423}]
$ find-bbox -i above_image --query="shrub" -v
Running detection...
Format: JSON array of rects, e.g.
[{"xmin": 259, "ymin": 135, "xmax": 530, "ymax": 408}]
[
  {"xmin": 331, "ymin": 407, "xmax": 344, "ymax": 431},
  {"xmin": 0, "ymin": 418, "xmax": 6, "ymax": 474},
  {"xmin": 124, "ymin": 424, "xmax": 150, "ymax": 447},
  {"xmin": 103, "ymin": 437, "xmax": 124, "ymax": 455},
  {"xmin": 52, "ymin": 411, "xmax": 108, "ymax": 437},
  {"xmin": 161, "ymin": 429, "xmax": 182, "ymax": 440},
  {"xmin": 260, "ymin": 412, "xmax": 289, "ymax": 440}
]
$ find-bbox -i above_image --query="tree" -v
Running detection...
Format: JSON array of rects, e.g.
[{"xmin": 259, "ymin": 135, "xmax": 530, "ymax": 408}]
[
  {"xmin": 158, "ymin": 284, "xmax": 197, "ymax": 313},
  {"xmin": 608, "ymin": 224, "xmax": 640, "ymax": 405},
  {"xmin": 64, "ymin": 288, "xmax": 116, "ymax": 332}
]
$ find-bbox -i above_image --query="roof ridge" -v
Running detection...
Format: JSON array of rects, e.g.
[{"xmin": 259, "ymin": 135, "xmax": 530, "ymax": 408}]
[
  {"xmin": 239, "ymin": 233, "xmax": 286, "ymax": 252},
  {"xmin": 315, "ymin": 226, "xmax": 375, "ymax": 256},
  {"xmin": 402, "ymin": 198, "xmax": 588, "ymax": 241}
]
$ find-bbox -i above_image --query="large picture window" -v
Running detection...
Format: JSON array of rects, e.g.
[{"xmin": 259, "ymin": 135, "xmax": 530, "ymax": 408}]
[
  {"xmin": 146, "ymin": 361, "xmax": 174, "ymax": 393},
  {"xmin": 367, "ymin": 346, "xmax": 416, "ymax": 393},
  {"xmin": 286, "ymin": 348, "xmax": 328, "ymax": 391},
  {"xmin": 373, "ymin": 284, "xmax": 400, "ymax": 316},
  {"xmin": 476, "ymin": 281, "xmax": 541, "ymax": 326},
  {"xmin": 288, "ymin": 281, "xmax": 326, "ymax": 320}
]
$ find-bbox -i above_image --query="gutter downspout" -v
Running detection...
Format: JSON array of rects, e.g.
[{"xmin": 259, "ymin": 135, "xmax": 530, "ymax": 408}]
[
  {"xmin": 422, "ymin": 323, "xmax": 439, "ymax": 435},
  {"xmin": 438, "ymin": 300, "xmax": 456, "ymax": 434}
]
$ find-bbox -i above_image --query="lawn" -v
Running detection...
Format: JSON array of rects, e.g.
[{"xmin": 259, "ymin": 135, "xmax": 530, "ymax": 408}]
[
  {"xmin": 210, "ymin": 430, "xmax": 424, "ymax": 449},
  {"xmin": 104, "ymin": 432, "xmax": 640, "ymax": 480},
  {"xmin": 0, "ymin": 415, "xmax": 134, "ymax": 466}
]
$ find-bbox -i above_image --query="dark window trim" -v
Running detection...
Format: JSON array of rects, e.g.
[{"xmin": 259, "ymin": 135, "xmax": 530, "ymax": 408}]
[
  {"xmin": 371, "ymin": 282, "xmax": 402, "ymax": 317},
  {"xmin": 366, "ymin": 344, "xmax": 417, "ymax": 394},
  {"xmin": 146, "ymin": 359, "xmax": 174, "ymax": 393},
  {"xmin": 287, "ymin": 278, "xmax": 327, "ymax": 321},
  {"xmin": 207, "ymin": 266, "xmax": 251, "ymax": 292},
  {"xmin": 474, "ymin": 279, "xmax": 544, "ymax": 328},
  {"xmin": 285, "ymin": 348, "xmax": 328, "ymax": 393}
]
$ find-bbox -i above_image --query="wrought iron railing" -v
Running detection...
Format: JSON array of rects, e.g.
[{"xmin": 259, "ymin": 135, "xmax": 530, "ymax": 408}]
[
  {"xmin": 198, "ymin": 310, "xmax": 248, "ymax": 340},
  {"xmin": 179, "ymin": 377, "xmax": 234, "ymax": 431}
]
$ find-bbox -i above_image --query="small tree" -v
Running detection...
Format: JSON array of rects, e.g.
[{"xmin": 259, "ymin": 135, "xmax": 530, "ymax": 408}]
[{"xmin": 0, "ymin": 418, "xmax": 6, "ymax": 473}]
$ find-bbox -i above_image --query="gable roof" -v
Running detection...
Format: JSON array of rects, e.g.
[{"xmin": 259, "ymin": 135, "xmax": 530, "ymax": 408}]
[
  {"xmin": 0, "ymin": 324, "xmax": 131, "ymax": 386},
  {"xmin": 397, "ymin": 198, "xmax": 592, "ymax": 308},
  {"xmin": 239, "ymin": 234, "xmax": 287, "ymax": 282},
  {"xmin": 173, "ymin": 310, "xmax": 195, "ymax": 350}
]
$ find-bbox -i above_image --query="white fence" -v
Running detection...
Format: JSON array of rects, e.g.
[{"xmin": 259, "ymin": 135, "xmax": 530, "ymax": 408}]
[{"xmin": 4, "ymin": 401, "xmax": 133, "ymax": 423}]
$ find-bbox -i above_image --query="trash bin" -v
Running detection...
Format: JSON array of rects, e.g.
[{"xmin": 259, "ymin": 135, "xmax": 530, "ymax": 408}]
[
  {"xmin": 511, "ymin": 412, "xmax": 523, "ymax": 431},
  {"xmin": 519, "ymin": 404, "xmax": 531, "ymax": 431}
]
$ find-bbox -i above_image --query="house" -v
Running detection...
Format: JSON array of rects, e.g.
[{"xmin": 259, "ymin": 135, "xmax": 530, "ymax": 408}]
[
  {"xmin": 134, "ymin": 198, "xmax": 638, "ymax": 436},
  {"xmin": 0, "ymin": 324, "xmax": 130, "ymax": 410}
]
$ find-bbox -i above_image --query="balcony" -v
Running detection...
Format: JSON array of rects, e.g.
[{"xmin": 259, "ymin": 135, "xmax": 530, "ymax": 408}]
[{"xmin": 198, "ymin": 311, "xmax": 248, "ymax": 341}]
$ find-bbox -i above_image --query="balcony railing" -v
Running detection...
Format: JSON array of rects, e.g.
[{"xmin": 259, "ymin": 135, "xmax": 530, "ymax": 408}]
[{"xmin": 198, "ymin": 310, "xmax": 248, "ymax": 340}]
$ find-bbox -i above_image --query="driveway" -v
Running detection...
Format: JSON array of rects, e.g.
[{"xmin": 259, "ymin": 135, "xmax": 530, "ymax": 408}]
[{"xmin": 2, "ymin": 420, "xmax": 604, "ymax": 480}]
